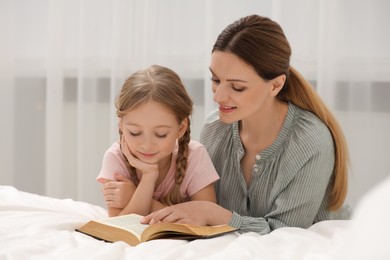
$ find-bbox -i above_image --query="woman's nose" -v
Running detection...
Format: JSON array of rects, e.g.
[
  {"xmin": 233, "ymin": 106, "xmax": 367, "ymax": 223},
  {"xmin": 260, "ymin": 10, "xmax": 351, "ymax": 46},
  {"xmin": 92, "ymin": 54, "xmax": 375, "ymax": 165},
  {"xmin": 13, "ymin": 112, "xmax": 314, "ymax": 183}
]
[{"xmin": 213, "ymin": 84, "xmax": 227, "ymax": 103}]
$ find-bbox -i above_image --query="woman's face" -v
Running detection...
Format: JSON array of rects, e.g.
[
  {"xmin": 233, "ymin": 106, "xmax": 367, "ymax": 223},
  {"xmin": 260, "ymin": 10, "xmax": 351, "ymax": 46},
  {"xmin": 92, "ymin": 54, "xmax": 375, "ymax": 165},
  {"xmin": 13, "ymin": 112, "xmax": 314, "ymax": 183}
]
[
  {"xmin": 120, "ymin": 100, "xmax": 186, "ymax": 166},
  {"xmin": 209, "ymin": 51, "xmax": 276, "ymax": 124}
]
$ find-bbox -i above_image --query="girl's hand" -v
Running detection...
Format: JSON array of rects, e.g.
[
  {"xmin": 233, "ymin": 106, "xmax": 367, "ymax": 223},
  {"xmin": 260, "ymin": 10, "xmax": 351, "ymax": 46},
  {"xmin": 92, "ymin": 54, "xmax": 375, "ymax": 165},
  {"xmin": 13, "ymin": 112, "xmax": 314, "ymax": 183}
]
[
  {"xmin": 121, "ymin": 136, "xmax": 159, "ymax": 180},
  {"xmin": 102, "ymin": 173, "xmax": 136, "ymax": 209},
  {"xmin": 141, "ymin": 201, "xmax": 232, "ymax": 226}
]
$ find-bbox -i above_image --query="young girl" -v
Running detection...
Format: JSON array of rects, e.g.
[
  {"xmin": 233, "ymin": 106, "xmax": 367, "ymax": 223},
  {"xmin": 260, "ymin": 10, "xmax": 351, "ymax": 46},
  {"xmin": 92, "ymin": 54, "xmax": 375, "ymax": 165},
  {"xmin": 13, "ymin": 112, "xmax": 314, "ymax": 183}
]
[{"xmin": 98, "ymin": 65, "xmax": 219, "ymax": 217}]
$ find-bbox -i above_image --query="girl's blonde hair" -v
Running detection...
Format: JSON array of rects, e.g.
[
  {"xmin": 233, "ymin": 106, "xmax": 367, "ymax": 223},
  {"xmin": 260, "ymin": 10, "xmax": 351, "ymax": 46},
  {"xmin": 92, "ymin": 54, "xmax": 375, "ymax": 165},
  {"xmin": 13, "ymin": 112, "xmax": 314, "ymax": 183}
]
[
  {"xmin": 115, "ymin": 65, "xmax": 193, "ymax": 205},
  {"xmin": 213, "ymin": 15, "xmax": 349, "ymax": 210}
]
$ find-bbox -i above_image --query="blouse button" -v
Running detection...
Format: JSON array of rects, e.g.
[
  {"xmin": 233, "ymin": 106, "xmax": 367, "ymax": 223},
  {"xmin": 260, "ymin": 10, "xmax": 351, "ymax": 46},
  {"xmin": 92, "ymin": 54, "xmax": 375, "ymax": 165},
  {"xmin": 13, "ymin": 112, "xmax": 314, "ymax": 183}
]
[{"xmin": 255, "ymin": 154, "xmax": 261, "ymax": 160}]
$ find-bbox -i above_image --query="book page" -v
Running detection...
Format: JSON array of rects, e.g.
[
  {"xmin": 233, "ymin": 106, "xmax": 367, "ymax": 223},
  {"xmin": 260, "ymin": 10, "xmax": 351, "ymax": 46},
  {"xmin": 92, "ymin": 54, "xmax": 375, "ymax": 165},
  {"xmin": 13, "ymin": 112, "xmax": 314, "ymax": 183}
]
[{"xmin": 98, "ymin": 214, "xmax": 148, "ymax": 237}]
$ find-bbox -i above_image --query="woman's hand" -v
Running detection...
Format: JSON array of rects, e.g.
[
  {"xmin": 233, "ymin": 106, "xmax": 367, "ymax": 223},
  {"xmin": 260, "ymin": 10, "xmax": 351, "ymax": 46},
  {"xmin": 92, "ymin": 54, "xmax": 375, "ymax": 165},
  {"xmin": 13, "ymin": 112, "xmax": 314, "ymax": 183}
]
[
  {"xmin": 141, "ymin": 201, "xmax": 233, "ymax": 226},
  {"xmin": 102, "ymin": 173, "xmax": 136, "ymax": 209}
]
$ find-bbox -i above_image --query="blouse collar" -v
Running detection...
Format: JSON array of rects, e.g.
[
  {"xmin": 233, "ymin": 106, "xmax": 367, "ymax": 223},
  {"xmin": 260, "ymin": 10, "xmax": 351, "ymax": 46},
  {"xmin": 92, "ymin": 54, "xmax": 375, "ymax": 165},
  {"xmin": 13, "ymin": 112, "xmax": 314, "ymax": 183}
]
[{"xmin": 232, "ymin": 102, "xmax": 298, "ymax": 160}]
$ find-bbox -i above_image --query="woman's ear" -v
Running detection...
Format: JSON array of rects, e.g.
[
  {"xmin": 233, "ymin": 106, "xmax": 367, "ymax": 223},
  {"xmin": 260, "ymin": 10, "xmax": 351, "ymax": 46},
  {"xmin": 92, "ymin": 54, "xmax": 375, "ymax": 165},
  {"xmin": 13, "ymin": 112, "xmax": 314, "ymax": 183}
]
[
  {"xmin": 270, "ymin": 74, "xmax": 286, "ymax": 96},
  {"xmin": 178, "ymin": 118, "xmax": 189, "ymax": 139}
]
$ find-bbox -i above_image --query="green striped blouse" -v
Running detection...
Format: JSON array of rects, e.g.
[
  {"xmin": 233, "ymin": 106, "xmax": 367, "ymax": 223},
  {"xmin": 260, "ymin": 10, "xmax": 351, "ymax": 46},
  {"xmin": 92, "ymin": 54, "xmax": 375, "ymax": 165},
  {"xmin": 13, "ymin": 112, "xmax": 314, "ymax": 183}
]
[{"xmin": 200, "ymin": 103, "xmax": 350, "ymax": 234}]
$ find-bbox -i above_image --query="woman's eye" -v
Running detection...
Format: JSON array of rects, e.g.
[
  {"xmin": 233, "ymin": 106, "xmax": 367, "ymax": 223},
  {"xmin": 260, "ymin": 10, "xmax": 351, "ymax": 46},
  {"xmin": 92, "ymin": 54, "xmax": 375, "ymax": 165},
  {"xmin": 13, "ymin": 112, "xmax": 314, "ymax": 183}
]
[
  {"xmin": 232, "ymin": 85, "xmax": 245, "ymax": 92},
  {"xmin": 210, "ymin": 77, "xmax": 220, "ymax": 84},
  {"xmin": 129, "ymin": 132, "xmax": 141, "ymax": 137}
]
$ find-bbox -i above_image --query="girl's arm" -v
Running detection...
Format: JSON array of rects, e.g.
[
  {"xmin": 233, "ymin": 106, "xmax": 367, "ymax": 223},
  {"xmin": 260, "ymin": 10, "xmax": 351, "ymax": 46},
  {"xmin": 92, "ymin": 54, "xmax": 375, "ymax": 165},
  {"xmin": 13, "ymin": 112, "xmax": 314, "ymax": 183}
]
[
  {"xmin": 190, "ymin": 183, "xmax": 217, "ymax": 203},
  {"xmin": 101, "ymin": 175, "xmax": 136, "ymax": 217},
  {"xmin": 118, "ymin": 172, "xmax": 157, "ymax": 216},
  {"xmin": 139, "ymin": 178, "xmax": 218, "ymax": 216},
  {"xmin": 102, "ymin": 174, "xmax": 166, "ymax": 217},
  {"xmin": 141, "ymin": 145, "xmax": 221, "ymax": 224},
  {"xmin": 99, "ymin": 140, "xmax": 165, "ymax": 217},
  {"xmin": 118, "ymin": 137, "xmax": 160, "ymax": 216}
]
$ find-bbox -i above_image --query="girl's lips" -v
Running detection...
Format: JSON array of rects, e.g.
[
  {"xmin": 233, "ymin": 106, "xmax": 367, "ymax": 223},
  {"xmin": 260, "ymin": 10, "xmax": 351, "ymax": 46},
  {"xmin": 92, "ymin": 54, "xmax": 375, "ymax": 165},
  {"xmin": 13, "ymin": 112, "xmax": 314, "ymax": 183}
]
[
  {"xmin": 138, "ymin": 152, "xmax": 157, "ymax": 158},
  {"xmin": 219, "ymin": 105, "xmax": 236, "ymax": 113}
]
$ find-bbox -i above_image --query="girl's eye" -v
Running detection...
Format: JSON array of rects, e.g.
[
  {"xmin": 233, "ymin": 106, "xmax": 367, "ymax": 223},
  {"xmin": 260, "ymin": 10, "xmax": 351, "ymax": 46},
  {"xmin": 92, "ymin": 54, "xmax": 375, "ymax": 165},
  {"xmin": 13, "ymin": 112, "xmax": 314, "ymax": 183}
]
[
  {"xmin": 155, "ymin": 133, "xmax": 167, "ymax": 138},
  {"xmin": 129, "ymin": 132, "xmax": 141, "ymax": 137}
]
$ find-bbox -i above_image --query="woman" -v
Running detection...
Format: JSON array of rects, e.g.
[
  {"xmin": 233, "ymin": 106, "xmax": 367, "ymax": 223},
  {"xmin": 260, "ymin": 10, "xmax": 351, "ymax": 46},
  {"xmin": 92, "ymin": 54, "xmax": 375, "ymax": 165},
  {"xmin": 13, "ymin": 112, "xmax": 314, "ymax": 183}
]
[{"xmin": 142, "ymin": 15, "xmax": 350, "ymax": 234}]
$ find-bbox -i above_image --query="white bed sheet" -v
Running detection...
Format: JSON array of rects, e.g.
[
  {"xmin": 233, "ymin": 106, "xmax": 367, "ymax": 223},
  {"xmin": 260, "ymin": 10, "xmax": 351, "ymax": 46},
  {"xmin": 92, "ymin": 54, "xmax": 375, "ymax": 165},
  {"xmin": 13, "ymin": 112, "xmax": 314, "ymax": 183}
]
[{"xmin": 0, "ymin": 185, "xmax": 362, "ymax": 260}]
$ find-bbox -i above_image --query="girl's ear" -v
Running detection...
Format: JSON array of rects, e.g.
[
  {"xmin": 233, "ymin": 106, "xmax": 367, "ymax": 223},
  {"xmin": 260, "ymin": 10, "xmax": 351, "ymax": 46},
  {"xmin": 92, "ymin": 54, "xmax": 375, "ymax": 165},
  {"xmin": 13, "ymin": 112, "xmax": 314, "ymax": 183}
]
[
  {"xmin": 270, "ymin": 74, "xmax": 286, "ymax": 96},
  {"xmin": 178, "ymin": 118, "xmax": 188, "ymax": 139}
]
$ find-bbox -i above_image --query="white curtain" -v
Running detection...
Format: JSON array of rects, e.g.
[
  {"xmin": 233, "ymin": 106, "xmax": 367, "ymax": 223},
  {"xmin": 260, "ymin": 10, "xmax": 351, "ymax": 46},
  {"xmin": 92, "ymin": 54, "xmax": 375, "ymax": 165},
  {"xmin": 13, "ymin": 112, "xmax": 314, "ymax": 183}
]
[
  {"xmin": 273, "ymin": 0, "xmax": 390, "ymax": 207},
  {"xmin": 1, "ymin": 0, "xmax": 389, "ymax": 208}
]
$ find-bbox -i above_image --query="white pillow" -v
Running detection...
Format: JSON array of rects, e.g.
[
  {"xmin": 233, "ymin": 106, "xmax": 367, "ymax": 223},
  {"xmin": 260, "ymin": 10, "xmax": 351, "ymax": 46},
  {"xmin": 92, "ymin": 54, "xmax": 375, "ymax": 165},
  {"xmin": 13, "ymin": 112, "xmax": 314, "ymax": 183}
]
[{"xmin": 336, "ymin": 175, "xmax": 390, "ymax": 260}]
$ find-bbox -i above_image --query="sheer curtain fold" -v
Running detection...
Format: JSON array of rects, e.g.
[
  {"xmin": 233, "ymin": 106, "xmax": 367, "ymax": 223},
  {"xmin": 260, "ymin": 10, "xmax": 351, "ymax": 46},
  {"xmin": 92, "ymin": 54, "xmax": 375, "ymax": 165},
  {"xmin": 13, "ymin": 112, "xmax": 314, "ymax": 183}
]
[
  {"xmin": 1, "ymin": 0, "xmax": 388, "ymax": 207},
  {"xmin": 317, "ymin": 0, "xmax": 390, "ymax": 204},
  {"xmin": 0, "ymin": 1, "xmax": 15, "ymax": 185},
  {"xmin": 46, "ymin": 0, "xmax": 65, "ymax": 197}
]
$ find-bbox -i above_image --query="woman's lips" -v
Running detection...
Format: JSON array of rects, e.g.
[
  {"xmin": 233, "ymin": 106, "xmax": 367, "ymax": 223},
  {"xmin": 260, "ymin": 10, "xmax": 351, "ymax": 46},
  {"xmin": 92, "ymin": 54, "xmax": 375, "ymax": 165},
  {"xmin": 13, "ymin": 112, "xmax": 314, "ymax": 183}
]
[{"xmin": 219, "ymin": 105, "xmax": 236, "ymax": 113}]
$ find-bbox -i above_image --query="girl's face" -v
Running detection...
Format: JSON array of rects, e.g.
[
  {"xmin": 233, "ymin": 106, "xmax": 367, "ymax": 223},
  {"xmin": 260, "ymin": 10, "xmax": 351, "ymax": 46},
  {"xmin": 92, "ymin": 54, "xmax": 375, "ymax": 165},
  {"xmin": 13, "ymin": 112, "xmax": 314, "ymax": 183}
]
[
  {"xmin": 120, "ymin": 100, "xmax": 187, "ymax": 167},
  {"xmin": 209, "ymin": 51, "xmax": 278, "ymax": 124}
]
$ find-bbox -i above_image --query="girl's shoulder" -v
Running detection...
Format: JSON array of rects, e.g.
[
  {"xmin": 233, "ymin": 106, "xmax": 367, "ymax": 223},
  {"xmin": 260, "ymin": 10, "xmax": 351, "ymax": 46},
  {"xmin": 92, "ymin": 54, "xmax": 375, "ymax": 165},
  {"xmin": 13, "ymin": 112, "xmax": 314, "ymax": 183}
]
[
  {"xmin": 188, "ymin": 139, "xmax": 204, "ymax": 149},
  {"xmin": 103, "ymin": 140, "xmax": 128, "ymax": 163},
  {"xmin": 104, "ymin": 140, "xmax": 122, "ymax": 156},
  {"xmin": 187, "ymin": 140, "xmax": 208, "ymax": 157}
]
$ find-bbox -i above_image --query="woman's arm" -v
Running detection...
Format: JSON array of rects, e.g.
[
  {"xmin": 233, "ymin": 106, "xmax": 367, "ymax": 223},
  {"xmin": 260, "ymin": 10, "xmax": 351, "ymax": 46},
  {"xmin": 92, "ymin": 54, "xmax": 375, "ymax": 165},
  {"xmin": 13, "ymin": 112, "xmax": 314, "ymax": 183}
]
[
  {"xmin": 141, "ymin": 200, "xmax": 232, "ymax": 226},
  {"xmin": 223, "ymin": 147, "xmax": 336, "ymax": 234}
]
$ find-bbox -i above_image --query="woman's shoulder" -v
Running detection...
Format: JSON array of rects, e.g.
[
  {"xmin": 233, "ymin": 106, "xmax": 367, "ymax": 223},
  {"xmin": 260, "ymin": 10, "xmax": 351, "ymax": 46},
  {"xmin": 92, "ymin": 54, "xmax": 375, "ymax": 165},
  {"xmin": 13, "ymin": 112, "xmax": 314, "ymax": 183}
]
[
  {"xmin": 290, "ymin": 104, "xmax": 334, "ymax": 149},
  {"xmin": 277, "ymin": 104, "xmax": 335, "ymax": 168}
]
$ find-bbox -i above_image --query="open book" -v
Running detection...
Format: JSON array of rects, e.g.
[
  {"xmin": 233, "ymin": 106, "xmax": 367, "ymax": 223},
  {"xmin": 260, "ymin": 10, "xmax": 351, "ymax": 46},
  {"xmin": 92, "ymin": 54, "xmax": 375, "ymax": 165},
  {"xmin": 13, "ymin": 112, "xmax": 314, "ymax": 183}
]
[{"xmin": 76, "ymin": 214, "xmax": 237, "ymax": 246}]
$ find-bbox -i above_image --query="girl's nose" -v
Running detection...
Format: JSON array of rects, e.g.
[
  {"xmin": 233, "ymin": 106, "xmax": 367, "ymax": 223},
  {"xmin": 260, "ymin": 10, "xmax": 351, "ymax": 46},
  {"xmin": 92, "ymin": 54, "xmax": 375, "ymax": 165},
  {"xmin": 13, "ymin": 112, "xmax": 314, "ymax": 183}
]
[{"xmin": 140, "ymin": 135, "xmax": 155, "ymax": 150}]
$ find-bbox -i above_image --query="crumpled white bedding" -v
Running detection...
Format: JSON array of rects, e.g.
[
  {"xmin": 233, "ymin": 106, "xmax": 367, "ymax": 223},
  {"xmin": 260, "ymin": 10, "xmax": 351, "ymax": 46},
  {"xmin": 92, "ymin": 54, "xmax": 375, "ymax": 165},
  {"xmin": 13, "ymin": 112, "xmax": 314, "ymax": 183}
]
[{"xmin": 0, "ymin": 183, "xmax": 387, "ymax": 260}]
